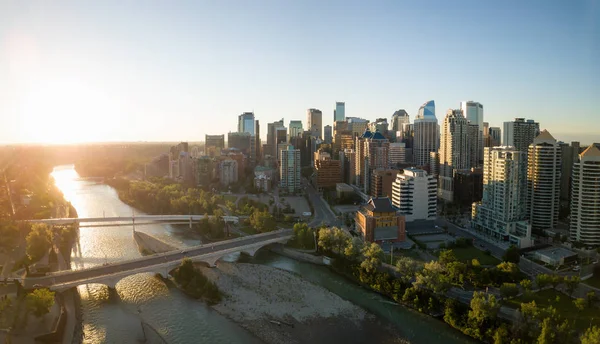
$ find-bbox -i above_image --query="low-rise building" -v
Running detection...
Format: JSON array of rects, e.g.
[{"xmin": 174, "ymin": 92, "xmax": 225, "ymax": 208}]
[
  {"xmin": 336, "ymin": 183, "xmax": 354, "ymax": 199},
  {"xmin": 533, "ymin": 247, "xmax": 578, "ymax": 267},
  {"xmin": 355, "ymin": 197, "xmax": 406, "ymax": 243}
]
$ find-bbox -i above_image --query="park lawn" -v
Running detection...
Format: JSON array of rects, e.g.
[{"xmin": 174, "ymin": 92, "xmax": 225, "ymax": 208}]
[
  {"xmin": 583, "ymin": 274, "xmax": 600, "ymax": 289},
  {"xmin": 385, "ymin": 248, "xmax": 425, "ymax": 264},
  {"xmin": 451, "ymin": 246, "xmax": 500, "ymax": 266},
  {"xmin": 503, "ymin": 289, "xmax": 600, "ymax": 332},
  {"xmin": 240, "ymin": 226, "xmax": 258, "ymax": 235}
]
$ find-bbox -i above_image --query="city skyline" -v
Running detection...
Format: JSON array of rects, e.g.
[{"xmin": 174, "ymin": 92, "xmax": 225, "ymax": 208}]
[{"xmin": 1, "ymin": 1, "xmax": 598, "ymax": 144}]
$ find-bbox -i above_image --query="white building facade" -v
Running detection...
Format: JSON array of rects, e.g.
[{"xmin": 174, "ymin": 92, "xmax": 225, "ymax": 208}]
[
  {"xmin": 391, "ymin": 168, "xmax": 437, "ymax": 222},
  {"xmin": 570, "ymin": 144, "xmax": 600, "ymax": 245}
]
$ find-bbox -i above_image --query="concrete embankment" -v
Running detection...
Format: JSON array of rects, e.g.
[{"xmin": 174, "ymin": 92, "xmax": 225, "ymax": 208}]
[
  {"xmin": 269, "ymin": 245, "xmax": 325, "ymax": 265},
  {"xmin": 134, "ymin": 231, "xmax": 179, "ymax": 255}
]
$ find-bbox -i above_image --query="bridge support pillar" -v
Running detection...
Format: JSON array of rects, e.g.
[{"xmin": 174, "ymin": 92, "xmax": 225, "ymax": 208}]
[
  {"xmin": 242, "ymin": 246, "xmax": 262, "ymax": 257},
  {"xmin": 202, "ymin": 256, "xmax": 220, "ymax": 268}
]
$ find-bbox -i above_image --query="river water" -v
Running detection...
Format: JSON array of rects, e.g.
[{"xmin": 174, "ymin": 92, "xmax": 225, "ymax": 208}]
[{"xmin": 52, "ymin": 165, "xmax": 473, "ymax": 344}]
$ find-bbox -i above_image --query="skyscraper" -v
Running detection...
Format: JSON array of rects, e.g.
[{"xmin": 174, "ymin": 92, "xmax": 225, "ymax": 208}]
[
  {"xmin": 527, "ymin": 130, "xmax": 561, "ymax": 230},
  {"xmin": 205, "ymin": 134, "xmax": 225, "ymax": 157},
  {"xmin": 471, "ymin": 147, "xmax": 533, "ymax": 248},
  {"xmin": 354, "ymin": 128, "xmax": 390, "ymax": 191},
  {"xmin": 238, "ymin": 112, "xmax": 255, "ymax": 135},
  {"xmin": 267, "ymin": 119, "xmax": 285, "ymax": 157},
  {"xmin": 569, "ymin": 144, "xmax": 600, "ymax": 245},
  {"xmin": 307, "ymin": 108, "xmax": 323, "ymax": 139},
  {"xmin": 288, "ymin": 120, "xmax": 303, "ymax": 140},
  {"xmin": 503, "ymin": 118, "xmax": 540, "ymax": 152},
  {"xmin": 324, "ymin": 125, "xmax": 332, "ymax": 144},
  {"xmin": 468, "ymin": 123, "xmax": 480, "ymax": 168},
  {"xmin": 461, "ymin": 101, "xmax": 484, "ymax": 163},
  {"xmin": 487, "ymin": 127, "xmax": 501, "ymax": 148},
  {"xmin": 559, "ymin": 141, "xmax": 580, "ymax": 201},
  {"xmin": 391, "ymin": 168, "xmax": 437, "ymax": 223},
  {"xmin": 334, "ymin": 102, "xmax": 345, "ymax": 122},
  {"xmin": 391, "ymin": 110, "xmax": 410, "ymax": 140},
  {"xmin": 438, "ymin": 109, "xmax": 470, "ymax": 201},
  {"xmin": 413, "ymin": 100, "xmax": 439, "ymax": 167},
  {"xmin": 280, "ymin": 145, "xmax": 301, "ymax": 194}
]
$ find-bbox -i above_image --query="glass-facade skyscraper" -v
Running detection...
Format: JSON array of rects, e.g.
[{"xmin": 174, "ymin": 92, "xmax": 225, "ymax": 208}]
[
  {"xmin": 413, "ymin": 100, "xmax": 439, "ymax": 166},
  {"xmin": 334, "ymin": 102, "xmax": 345, "ymax": 122},
  {"xmin": 238, "ymin": 112, "xmax": 255, "ymax": 135}
]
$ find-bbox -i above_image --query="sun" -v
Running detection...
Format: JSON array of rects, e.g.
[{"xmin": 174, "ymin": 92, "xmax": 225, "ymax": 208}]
[{"xmin": 19, "ymin": 77, "xmax": 110, "ymax": 144}]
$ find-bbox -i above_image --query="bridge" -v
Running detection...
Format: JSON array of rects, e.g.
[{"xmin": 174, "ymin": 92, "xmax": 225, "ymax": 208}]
[
  {"xmin": 22, "ymin": 229, "xmax": 292, "ymax": 292},
  {"xmin": 25, "ymin": 214, "xmax": 246, "ymax": 228}
]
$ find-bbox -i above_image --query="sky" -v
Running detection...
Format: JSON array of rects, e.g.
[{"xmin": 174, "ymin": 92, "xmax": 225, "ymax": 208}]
[{"xmin": 0, "ymin": 0, "xmax": 599, "ymax": 144}]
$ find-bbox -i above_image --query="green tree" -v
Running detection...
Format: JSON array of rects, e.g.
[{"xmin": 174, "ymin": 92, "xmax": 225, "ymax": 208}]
[
  {"xmin": 360, "ymin": 242, "xmax": 383, "ymax": 273},
  {"xmin": 500, "ymin": 283, "xmax": 519, "ymax": 299},
  {"xmin": 520, "ymin": 279, "xmax": 533, "ymax": 293},
  {"xmin": 581, "ymin": 326, "xmax": 600, "ymax": 344},
  {"xmin": 535, "ymin": 274, "xmax": 552, "ymax": 290},
  {"xmin": 586, "ymin": 291, "xmax": 598, "ymax": 308},
  {"xmin": 466, "ymin": 291, "xmax": 500, "ymax": 340},
  {"xmin": 26, "ymin": 223, "xmax": 52, "ymax": 263},
  {"xmin": 344, "ymin": 237, "xmax": 364, "ymax": 259},
  {"xmin": 443, "ymin": 298, "xmax": 463, "ymax": 329},
  {"xmin": 0, "ymin": 220, "xmax": 19, "ymax": 253},
  {"xmin": 439, "ymin": 249, "xmax": 458, "ymax": 267},
  {"xmin": 563, "ymin": 275, "xmax": 580, "ymax": 296},
  {"xmin": 317, "ymin": 227, "xmax": 334, "ymax": 253},
  {"xmin": 249, "ymin": 209, "xmax": 276, "ymax": 233},
  {"xmin": 502, "ymin": 245, "xmax": 520, "ymax": 263},
  {"xmin": 574, "ymin": 298, "xmax": 587, "ymax": 311},
  {"xmin": 395, "ymin": 257, "xmax": 422, "ymax": 283},
  {"xmin": 549, "ymin": 274, "xmax": 563, "ymax": 289},
  {"xmin": 414, "ymin": 261, "xmax": 450, "ymax": 295},
  {"xmin": 26, "ymin": 288, "xmax": 55, "ymax": 317},
  {"xmin": 446, "ymin": 261, "xmax": 467, "ymax": 288},
  {"xmin": 493, "ymin": 324, "xmax": 510, "ymax": 344}
]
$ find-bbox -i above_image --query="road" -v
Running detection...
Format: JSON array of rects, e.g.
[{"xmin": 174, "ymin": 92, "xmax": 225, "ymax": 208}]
[
  {"xmin": 303, "ymin": 179, "xmax": 339, "ymax": 227},
  {"xmin": 23, "ymin": 229, "xmax": 292, "ymax": 288},
  {"xmin": 434, "ymin": 217, "xmax": 505, "ymax": 259}
]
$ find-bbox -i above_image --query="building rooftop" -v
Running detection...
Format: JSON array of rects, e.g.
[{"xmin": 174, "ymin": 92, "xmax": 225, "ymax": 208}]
[
  {"xmin": 364, "ymin": 197, "xmax": 396, "ymax": 213},
  {"xmin": 581, "ymin": 144, "xmax": 600, "ymax": 158},
  {"xmin": 533, "ymin": 130, "xmax": 556, "ymax": 143},
  {"xmin": 371, "ymin": 130, "xmax": 386, "ymax": 140},
  {"xmin": 534, "ymin": 247, "xmax": 577, "ymax": 260}
]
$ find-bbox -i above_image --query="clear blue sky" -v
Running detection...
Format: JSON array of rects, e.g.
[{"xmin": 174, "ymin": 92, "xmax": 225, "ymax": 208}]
[{"xmin": 1, "ymin": 0, "xmax": 598, "ymax": 144}]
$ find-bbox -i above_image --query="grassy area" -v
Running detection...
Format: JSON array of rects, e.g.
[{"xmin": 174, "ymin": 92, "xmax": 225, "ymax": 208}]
[
  {"xmin": 385, "ymin": 248, "xmax": 425, "ymax": 264},
  {"xmin": 240, "ymin": 226, "xmax": 258, "ymax": 235},
  {"xmin": 503, "ymin": 289, "xmax": 600, "ymax": 332},
  {"xmin": 450, "ymin": 246, "xmax": 500, "ymax": 265},
  {"xmin": 223, "ymin": 194, "xmax": 238, "ymax": 203},
  {"xmin": 583, "ymin": 274, "xmax": 600, "ymax": 289}
]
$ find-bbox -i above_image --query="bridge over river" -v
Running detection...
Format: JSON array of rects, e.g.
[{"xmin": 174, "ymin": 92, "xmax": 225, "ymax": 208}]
[
  {"xmin": 25, "ymin": 214, "xmax": 247, "ymax": 228},
  {"xmin": 22, "ymin": 229, "xmax": 292, "ymax": 291}
]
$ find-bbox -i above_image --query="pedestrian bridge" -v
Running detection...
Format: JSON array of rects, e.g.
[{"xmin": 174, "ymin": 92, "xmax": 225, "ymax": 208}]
[
  {"xmin": 25, "ymin": 214, "xmax": 245, "ymax": 228},
  {"xmin": 21, "ymin": 229, "xmax": 292, "ymax": 292}
]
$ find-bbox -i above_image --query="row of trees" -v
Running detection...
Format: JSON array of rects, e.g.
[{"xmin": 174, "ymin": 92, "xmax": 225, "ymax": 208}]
[
  {"xmin": 108, "ymin": 178, "xmax": 223, "ymax": 215},
  {"xmin": 171, "ymin": 258, "xmax": 222, "ymax": 305},
  {"xmin": 288, "ymin": 223, "xmax": 315, "ymax": 250}
]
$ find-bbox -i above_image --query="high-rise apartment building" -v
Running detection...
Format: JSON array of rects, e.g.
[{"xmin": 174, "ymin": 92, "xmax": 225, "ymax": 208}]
[
  {"xmin": 314, "ymin": 150, "xmax": 342, "ymax": 191},
  {"xmin": 324, "ymin": 125, "xmax": 333, "ymax": 144},
  {"xmin": 503, "ymin": 118, "xmax": 540, "ymax": 152},
  {"xmin": 267, "ymin": 119, "xmax": 286, "ymax": 157},
  {"xmin": 569, "ymin": 144, "xmax": 600, "ymax": 245},
  {"xmin": 370, "ymin": 169, "xmax": 399, "ymax": 199},
  {"xmin": 334, "ymin": 102, "xmax": 345, "ymax": 122},
  {"xmin": 413, "ymin": 100, "xmax": 439, "ymax": 167},
  {"xmin": 288, "ymin": 120, "xmax": 303, "ymax": 140},
  {"xmin": 389, "ymin": 142, "xmax": 406, "ymax": 166},
  {"xmin": 527, "ymin": 130, "xmax": 561, "ymax": 230},
  {"xmin": 438, "ymin": 109, "xmax": 470, "ymax": 201},
  {"xmin": 307, "ymin": 108, "xmax": 323, "ymax": 139},
  {"xmin": 280, "ymin": 145, "xmax": 301, "ymax": 194},
  {"xmin": 391, "ymin": 168, "xmax": 437, "ymax": 223},
  {"xmin": 559, "ymin": 141, "xmax": 580, "ymax": 201},
  {"xmin": 238, "ymin": 112, "xmax": 255, "ymax": 135},
  {"xmin": 219, "ymin": 159, "xmax": 238, "ymax": 186},
  {"xmin": 461, "ymin": 101, "xmax": 484, "ymax": 163},
  {"xmin": 471, "ymin": 147, "xmax": 533, "ymax": 248},
  {"xmin": 468, "ymin": 123, "xmax": 480, "ymax": 168},
  {"xmin": 205, "ymin": 134, "xmax": 225, "ymax": 157},
  {"xmin": 255, "ymin": 120, "xmax": 261, "ymax": 161}
]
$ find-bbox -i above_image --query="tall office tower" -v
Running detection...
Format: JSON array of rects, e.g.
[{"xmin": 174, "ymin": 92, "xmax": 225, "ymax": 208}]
[
  {"xmin": 238, "ymin": 112, "xmax": 255, "ymax": 135},
  {"xmin": 369, "ymin": 118, "xmax": 389, "ymax": 137},
  {"xmin": 483, "ymin": 122, "xmax": 490, "ymax": 142},
  {"xmin": 314, "ymin": 150, "xmax": 342, "ymax": 191},
  {"xmin": 307, "ymin": 108, "xmax": 323, "ymax": 139},
  {"xmin": 570, "ymin": 144, "xmax": 600, "ymax": 245},
  {"xmin": 334, "ymin": 102, "xmax": 345, "ymax": 122},
  {"xmin": 279, "ymin": 145, "xmax": 301, "ymax": 194},
  {"xmin": 340, "ymin": 148, "xmax": 355, "ymax": 184},
  {"xmin": 255, "ymin": 120, "xmax": 261, "ymax": 161},
  {"xmin": 333, "ymin": 121, "xmax": 351, "ymax": 151},
  {"xmin": 267, "ymin": 119, "xmax": 285, "ymax": 157},
  {"xmin": 346, "ymin": 117, "xmax": 370, "ymax": 138},
  {"xmin": 527, "ymin": 130, "xmax": 561, "ymax": 230},
  {"xmin": 468, "ymin": 124, "xmax": 480, "ymax": 168},
  {"xmin": 391, "ymin": 168, "xmax": 437, "ymax": 223},
  {"xmin": 413, "ymin": 100, "xmax": 439, "ymax": 167},
  {"xmin": 205, "ymin": 134, "xmax": 225, "ymax": 157},
  {"xmin": 388, "ymin": 142, "xmax": 406, "ymax": 166},
  {"xmin": 559, "ymin": 141, "xmax": 580, "ymax": 200},
  {"xmin": 503, "ymin": 118, "xmax": 540, "ymax": 152},
  {"xmin": 460, "ymin": 101, "xmax": 484, "ymax": 163},
  {"xmin": 489, "ymin": 127, "xmax": 501, "ymax": 147},
  {"xmin": 471, "ymin": 147, "xmax": 533, "ymax": 248},
  {"xmin": 353, "ymin": 129, "xmax": 390, "ymax": 191},
  {"xmin": 324, "ymin": 125, "xmax": 333, "ymax": 144},
  {"xmin": 370, "ymin": 169, "xmax": 400, "ymax": 199},
  {"xmin": 227, "ymin": 132, "xmax": 252, "ymax": 155},
  {"xmin": 391, "ymin": 110, "xmax": 410, "ymax": 137},
  {"xmin": 288, "ymin": 120, "xmax": 303, "ymax": 140},
  {"xmin": 438, "ymin": 109, "xmax": 470, "ymax": 201}
]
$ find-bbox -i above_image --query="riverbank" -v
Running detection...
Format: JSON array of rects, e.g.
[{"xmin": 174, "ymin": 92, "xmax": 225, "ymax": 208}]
[{"xmin": 197, "ymin": 262, "xmax": 408, "ymax": 344}]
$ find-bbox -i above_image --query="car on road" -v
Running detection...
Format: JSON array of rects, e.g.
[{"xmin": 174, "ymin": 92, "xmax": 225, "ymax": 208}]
[{"xmin": 572, "ymin": 266, "xmax": 581, "ymax": 272}]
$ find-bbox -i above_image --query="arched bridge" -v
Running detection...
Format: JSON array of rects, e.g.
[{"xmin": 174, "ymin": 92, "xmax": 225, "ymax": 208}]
[{"xmin": 22, "ymin": 229, "xmax": 292, "ymax": 292}]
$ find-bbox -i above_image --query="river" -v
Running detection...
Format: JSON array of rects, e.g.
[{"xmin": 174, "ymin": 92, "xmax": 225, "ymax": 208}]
[{"xmin": 51, "ymin": 165, "xmax": 473, "ymax": 344}]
